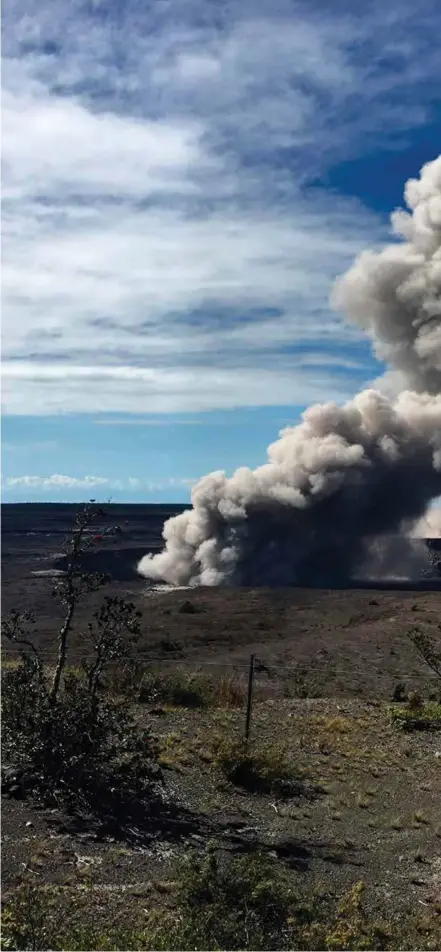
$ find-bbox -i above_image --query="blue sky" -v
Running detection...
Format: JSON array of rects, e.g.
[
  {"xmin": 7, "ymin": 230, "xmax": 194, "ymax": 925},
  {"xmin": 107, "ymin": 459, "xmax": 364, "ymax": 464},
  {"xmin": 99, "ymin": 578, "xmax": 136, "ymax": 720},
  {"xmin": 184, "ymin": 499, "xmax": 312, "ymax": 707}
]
[{"xmin": 2, "ymin": 0, "xmax": 440, "ymax": 503}]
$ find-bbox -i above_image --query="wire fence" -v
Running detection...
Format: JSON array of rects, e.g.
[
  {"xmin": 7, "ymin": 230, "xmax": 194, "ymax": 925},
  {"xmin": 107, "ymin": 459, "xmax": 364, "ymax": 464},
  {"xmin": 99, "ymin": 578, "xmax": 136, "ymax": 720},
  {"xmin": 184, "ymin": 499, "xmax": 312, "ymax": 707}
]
[
  {"xmin": 3, "ymin": 642, "xmax": 440, "ymax": 694},
  {"xmin": 3, "ymin": 638, "xmax": 440, "ymax": 744}
]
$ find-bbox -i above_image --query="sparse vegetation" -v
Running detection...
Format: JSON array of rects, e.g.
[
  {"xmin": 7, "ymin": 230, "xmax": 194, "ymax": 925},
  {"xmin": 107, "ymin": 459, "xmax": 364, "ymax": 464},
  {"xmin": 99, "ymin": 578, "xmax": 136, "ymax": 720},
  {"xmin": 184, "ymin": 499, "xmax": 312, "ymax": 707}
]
[
  {"xmin": 408, "ymin": 627, "xmax": 441, "ymax": 690},
  {"xmin": 3, "ymin": 503, "xmax": 441, "ymax": 951},
  {"xmin": 1, "ymin": 504, "xmax": 159, "ymax": 812},
  {"xmin": 137, "ymin": 668, "xmax": 246, "ymax": 709},
  {"xmin": 284, "ymin": 655, "xmax": 336, "ymax": 698},
  {"xmin": 390, "ymin": 700, "xmax": 441, "ymax": 730},
  {"xmin": 1, "ymin": 656, "xmax": 158, "ymax": 810},
  {"xmin": 210, "ymin": 733, "xmax": 298, "ymax": 794},
  {"xmin": 3, "ymin": 854, "xmax": 439, "ymax": 951},
  {"xmin": 142, "ymin": 846, "xmax": 298, "ymax": 950}
]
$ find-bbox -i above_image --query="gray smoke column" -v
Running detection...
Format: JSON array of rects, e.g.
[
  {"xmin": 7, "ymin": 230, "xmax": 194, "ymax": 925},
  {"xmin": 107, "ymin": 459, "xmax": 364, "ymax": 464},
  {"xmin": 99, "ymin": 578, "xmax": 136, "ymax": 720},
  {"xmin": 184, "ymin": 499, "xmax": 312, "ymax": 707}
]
[{"xmin": 138, "ymin": 156, "xmax": 441, "ymax": 587}]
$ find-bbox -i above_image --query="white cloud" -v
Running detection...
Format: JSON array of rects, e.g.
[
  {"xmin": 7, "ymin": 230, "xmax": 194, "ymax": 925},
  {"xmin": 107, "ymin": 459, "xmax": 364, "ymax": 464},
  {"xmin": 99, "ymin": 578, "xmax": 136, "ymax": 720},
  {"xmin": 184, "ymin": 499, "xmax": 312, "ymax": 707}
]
[
  {"xmin": 2, "ymin": 361, "xmax": 364, "ymax": 415},
  {"xmin": 2, "ymin": 1, "xmax": 439, "ymax": 415},
  {"xmin": 144, "ymin": 477, "xmax": 199, "ymax": 490},
  {"xmin": 3, "ymin": 88, "xmax": 207, "ymax": 201},
  {"xmin": 95, "ymin": 418, "xmax": 203, "ymax": 426},
  {"xmin": 5, "ymin": 474, "xmax": 110, "ymax": 489},
  {"xmin": 3, "ymin": 474, "xmax": 199, "ymax": 492}
]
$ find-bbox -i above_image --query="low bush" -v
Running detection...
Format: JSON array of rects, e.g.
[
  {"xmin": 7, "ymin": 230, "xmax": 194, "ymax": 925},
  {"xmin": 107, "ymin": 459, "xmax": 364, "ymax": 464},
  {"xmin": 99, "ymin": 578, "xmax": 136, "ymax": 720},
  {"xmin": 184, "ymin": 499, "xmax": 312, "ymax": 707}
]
[
  {"xmin": 391, "ymin": 682, "xmax": 407, "ymax": 702},
  {"xmin": 2, "ymin": 657, "xmax": 159, "ymax": 810},
  {"xmin": 210, "ymin": 733, "xmax": 297, "ymax": 794},
  {"xmin": 137, "ymin": 669, "xmax": 246, "ymax": 709},
  {"xmin": 390, "ymin": 700, "xmax": 441, "ymax": 731},
  {"xmin": 321, "ymin": 881, "xmax": 392, "ymax": 951},
  {"xmin": 143, "ymin": 846, "xmax": 298, "ymax": 951},
  {"xmin": 0, "ymin": 881, "xmax": 144, "ymax": 952}
]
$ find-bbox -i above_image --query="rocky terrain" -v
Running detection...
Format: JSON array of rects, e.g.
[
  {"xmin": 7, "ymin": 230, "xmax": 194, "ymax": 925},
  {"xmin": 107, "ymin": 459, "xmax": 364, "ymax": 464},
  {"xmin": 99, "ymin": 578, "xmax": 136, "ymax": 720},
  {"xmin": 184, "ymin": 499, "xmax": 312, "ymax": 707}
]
[{"xmin": 2, "ymin": 503, "xmax": 441, "ymax": 949}]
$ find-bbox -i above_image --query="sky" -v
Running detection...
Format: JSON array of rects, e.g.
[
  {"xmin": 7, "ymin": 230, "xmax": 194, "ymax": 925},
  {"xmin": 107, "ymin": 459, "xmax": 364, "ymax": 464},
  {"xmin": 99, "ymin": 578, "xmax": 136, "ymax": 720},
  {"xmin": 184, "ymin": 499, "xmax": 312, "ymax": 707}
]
[{"xmin": 2, "ymin": 0, "xmax": 441, "ymax": 503}]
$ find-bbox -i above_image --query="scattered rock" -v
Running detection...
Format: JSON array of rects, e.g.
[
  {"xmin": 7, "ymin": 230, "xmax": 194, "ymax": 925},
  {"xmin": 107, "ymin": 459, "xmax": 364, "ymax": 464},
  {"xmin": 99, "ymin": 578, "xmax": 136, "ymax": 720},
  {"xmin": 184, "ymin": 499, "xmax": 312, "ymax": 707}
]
[
  {"xmin": 178, "ymin": 600, "xmax": 199, "ymax": 614},
  {"xmin": 9, "ymin": 784, "xmax": 24, "ymax": 800},
  {"xmin": 75, "ymin": 854, "xmax": 103, "ymax": 867},
  {"xmin": 158, "ymin": 638, "xmax": 181, "ymax": 653},
  {"xmin": 25, "ymin": 821, "xmax": 33, "ymax": 828}
]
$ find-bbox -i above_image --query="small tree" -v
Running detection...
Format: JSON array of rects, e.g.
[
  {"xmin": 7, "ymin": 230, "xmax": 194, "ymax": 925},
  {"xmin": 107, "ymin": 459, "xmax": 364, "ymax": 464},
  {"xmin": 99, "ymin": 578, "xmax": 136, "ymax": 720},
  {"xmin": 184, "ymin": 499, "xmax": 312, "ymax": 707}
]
[
  {"xmin": 49, "ymin": 501, "xmax": 110, "ymax": 702},
  {"xmin": 84, "ymin": 596, "xmax": 141, "ymax": 696},
  {"xmin": 1, "ymin": 502, "xmax": 158, "ymax": 810}
]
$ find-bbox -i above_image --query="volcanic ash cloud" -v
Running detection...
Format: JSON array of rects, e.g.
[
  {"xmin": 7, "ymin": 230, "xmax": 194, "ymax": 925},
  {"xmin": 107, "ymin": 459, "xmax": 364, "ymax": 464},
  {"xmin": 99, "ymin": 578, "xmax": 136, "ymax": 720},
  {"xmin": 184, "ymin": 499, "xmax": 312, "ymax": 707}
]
[{"xmin": 138, "ymin": 156, "xmax": 441, "ymax": 587}]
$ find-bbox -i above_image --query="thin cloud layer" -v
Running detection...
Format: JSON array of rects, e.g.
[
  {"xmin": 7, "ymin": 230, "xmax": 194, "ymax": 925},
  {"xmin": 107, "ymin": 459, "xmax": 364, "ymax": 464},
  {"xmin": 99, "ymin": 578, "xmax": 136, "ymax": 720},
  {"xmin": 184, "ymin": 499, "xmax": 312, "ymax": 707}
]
[
  {"xmin": 2, "ymin": 0, "xmax": 439, "ymax": 415},
  {"xmin": 5, "ymin": 474, "xmax": 110, "ymax": 489},
  {"xmin": 3, "ymin": 474, "xmax": 198, "ymax": 492}
]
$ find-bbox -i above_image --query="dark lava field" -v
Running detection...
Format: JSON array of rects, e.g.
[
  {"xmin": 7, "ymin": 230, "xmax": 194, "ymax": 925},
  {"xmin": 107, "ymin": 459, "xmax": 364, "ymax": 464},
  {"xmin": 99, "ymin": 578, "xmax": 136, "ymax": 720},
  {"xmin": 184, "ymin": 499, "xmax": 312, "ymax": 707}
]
[{"xmin": 2, "ymin": 502, "xmax": 441, "ymax": 700}]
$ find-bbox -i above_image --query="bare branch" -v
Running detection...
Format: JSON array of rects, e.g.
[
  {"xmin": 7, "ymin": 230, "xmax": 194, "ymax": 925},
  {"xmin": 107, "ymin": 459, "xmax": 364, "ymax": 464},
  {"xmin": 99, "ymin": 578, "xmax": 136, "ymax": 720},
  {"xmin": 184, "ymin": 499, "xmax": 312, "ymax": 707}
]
[{"xmin": 2, "ymin": 610, "xmax": 43, "ymax": 680}]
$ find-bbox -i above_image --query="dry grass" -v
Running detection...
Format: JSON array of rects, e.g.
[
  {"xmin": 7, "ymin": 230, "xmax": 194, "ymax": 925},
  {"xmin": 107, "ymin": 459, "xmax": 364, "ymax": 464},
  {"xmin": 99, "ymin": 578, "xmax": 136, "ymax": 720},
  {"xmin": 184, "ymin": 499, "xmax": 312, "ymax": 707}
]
[
  {"xmin": 209, "ymin": 732, "xmax": 298, "ymax": 794},
  {"xmin": 106, "ymin": 666, "xmax": 248, "ymax": 710}
]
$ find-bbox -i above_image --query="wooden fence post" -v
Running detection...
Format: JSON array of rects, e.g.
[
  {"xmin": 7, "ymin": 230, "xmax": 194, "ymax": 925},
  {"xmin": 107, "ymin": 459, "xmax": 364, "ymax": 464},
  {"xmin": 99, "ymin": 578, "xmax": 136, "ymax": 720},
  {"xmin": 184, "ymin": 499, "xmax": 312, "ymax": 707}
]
[{"xmin": 245, "ymin": 653, "xmax": 255, "ymax": 741}]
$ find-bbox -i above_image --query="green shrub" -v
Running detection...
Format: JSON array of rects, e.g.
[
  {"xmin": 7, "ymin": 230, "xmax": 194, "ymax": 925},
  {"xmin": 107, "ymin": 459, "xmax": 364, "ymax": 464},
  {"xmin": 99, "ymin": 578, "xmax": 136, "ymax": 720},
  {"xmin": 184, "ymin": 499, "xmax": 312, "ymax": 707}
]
[
  {"xmin": 390, "ymin": 701, "xmax": 441, "ymax": 731},
  {"xmin": 2, "ymin": 658, "xmax": 158, "ymax": 810},
  {"xmin": 0, "ymin": 851, "xmax": 298, "ymax": 951},
  {"xmin": 322, "ymin": 881, "xmax": 392, "ymax": 951},
  {"xmin": 1, "ymin": 504, "xmax": 160, "ymax": 814},
  {"xmin": 143, "ymin": 846, "xmax": 299, "ymax": 951},
  {"xmin": 0, "ymin": 881, "xmax": 143, "ymax": 951}
]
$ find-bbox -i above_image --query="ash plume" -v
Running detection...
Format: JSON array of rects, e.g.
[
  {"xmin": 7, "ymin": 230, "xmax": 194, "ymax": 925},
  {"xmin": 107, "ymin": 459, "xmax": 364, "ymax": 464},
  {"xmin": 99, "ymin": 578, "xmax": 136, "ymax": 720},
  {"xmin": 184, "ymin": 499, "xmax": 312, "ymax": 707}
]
[
  {"xmin": 138, "ymin": 156, "xmax": 441, "ymax": 587},
  {"xmin": 332, "ymin": 155, "xmax": 441, "ymax": 395},
  {"xmin": 412, "ymin": 506, "xmax": 441, "ymax": 538}
]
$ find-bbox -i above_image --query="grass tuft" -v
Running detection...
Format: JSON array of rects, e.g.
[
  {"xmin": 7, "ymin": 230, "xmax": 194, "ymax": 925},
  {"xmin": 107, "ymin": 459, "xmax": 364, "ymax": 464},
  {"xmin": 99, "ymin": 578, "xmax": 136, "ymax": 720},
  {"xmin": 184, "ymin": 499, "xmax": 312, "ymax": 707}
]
[
  {"xmin": 136, "ymin": 669, "xmax": 246, "ymax": 709},
  {"xmin": 209, "ymin": 733, "xmax": 298, "ymax": 795}
]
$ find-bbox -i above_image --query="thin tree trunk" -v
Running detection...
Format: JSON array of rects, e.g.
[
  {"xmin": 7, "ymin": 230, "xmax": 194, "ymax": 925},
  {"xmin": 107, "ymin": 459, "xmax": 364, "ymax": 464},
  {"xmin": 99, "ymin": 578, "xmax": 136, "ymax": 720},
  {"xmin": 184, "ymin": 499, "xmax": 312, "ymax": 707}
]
[{"xmin": 49, "ymin": 599, "xmax": 75, "ymax": 703}]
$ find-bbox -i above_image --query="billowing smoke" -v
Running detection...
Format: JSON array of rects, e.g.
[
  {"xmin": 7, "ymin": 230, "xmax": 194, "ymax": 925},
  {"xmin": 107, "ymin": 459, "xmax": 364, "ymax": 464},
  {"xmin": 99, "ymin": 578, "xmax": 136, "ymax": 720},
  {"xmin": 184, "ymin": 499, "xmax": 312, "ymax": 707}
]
[
  {"xmin": 412, "ymin": 505, "xmax": 441, "ymax": 538},
  {"xmin": 138, "ymin": 156, "xmax": 441, "ymax": 587},
  {"xmin": 332, "ymin": 155, "xmax": 441, "ymax": 395}
]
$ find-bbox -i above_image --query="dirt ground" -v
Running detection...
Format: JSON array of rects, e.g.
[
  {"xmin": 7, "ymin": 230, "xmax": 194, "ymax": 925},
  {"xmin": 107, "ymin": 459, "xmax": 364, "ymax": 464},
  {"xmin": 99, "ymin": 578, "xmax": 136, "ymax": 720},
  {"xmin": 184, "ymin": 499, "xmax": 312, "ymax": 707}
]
[{"xmin": 2, "ymin": 505, "xmax": 441, "ymax": 947}]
